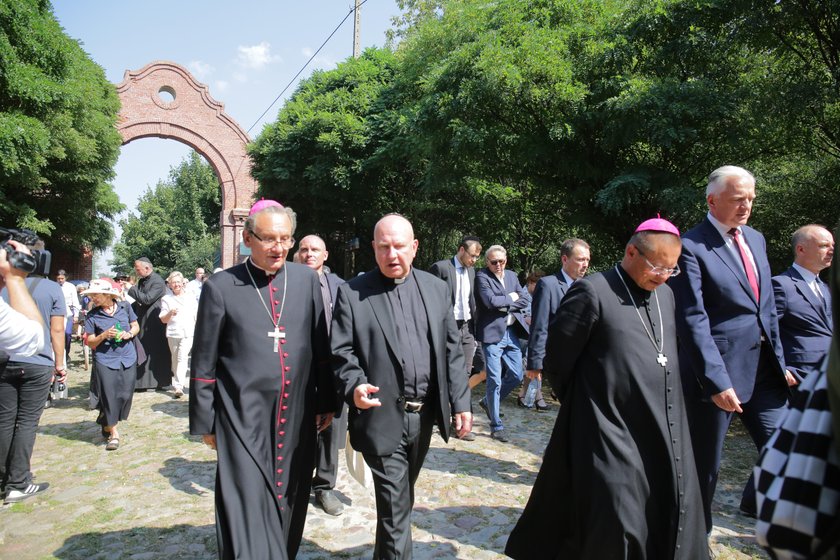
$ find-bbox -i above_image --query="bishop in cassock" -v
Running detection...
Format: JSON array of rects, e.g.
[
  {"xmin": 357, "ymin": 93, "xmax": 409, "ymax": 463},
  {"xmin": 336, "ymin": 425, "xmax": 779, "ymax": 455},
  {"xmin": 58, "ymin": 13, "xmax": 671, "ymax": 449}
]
[
  {"xmin": 505, "ymin": 218, "xmax": 708, "ymax": 560},
  {"xmin": 189, "ymin": 200, "xmax": 336, "ymax": 560}
]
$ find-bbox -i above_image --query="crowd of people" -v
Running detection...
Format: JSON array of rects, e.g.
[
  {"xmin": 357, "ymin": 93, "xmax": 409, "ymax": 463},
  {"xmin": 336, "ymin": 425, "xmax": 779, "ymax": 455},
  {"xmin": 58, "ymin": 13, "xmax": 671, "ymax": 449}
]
[{"xmin": 1, "ymin": 163, "xmax": 838, "ymax": 559}]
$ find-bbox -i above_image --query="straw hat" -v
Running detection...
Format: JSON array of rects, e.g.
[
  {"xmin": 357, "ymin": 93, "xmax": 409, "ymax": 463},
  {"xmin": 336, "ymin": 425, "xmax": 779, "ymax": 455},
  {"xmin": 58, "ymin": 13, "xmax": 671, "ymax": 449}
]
[{"xmin": 81, "ymin": 278, "xmax": 121, "ymax": 297}]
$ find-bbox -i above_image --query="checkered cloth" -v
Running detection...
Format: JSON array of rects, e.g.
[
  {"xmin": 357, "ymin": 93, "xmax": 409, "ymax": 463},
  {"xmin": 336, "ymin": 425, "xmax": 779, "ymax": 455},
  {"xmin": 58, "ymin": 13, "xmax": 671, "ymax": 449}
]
[{"xmin": 755, "ymin": 367, "xmax": 840, "ymax": 560}]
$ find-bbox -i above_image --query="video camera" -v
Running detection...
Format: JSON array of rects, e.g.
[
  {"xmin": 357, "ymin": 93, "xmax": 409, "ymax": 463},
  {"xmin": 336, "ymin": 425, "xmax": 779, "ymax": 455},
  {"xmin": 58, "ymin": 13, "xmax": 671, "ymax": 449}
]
[{"xmin": 0, "ymin": 227, "xmax": 51, "ymax": 277}]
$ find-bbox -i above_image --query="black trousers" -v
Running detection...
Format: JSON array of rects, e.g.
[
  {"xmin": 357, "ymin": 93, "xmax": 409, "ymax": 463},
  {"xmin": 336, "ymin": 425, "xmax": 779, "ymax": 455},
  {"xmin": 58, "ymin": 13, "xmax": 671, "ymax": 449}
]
[
  {"xmin": 0, "ymin": 362, "xmax": 52, "ymax": 491},
  {"xmin": 312, "ymin": 405, "xmax": 348, "ymax": 492},
  {"xmin": 363, "ymin": 407, "xmax": 435, "ymax": 560}
]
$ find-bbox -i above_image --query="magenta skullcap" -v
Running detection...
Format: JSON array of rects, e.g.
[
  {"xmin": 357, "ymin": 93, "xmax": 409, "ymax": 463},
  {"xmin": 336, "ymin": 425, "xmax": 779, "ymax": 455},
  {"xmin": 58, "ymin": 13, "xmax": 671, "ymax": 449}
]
[
  {"xmin": 635, "ymin": 214, "xmax": 680, "ymax": 236},
  {"xmin": 249, "ymin": 198, "xmax": 284, "ymax": 216}
]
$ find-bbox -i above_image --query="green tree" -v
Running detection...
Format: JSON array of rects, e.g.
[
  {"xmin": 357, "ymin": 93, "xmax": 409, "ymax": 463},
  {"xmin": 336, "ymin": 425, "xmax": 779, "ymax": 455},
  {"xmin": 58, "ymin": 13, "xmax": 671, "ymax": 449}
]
[
  {"xmin": 0, "ymin": 0, "xmax": 123, "ymax": 253},
  {"xmin": 111, "ymin": 151, "xmax": 221, "ymax": 275}
]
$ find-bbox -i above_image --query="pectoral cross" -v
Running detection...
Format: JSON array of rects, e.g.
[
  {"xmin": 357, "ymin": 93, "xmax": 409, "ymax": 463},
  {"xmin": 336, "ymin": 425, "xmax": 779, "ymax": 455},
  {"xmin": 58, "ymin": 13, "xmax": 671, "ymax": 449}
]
[
  {"xmin": 657, "ymin": 353, "xmax": 668, "ymax": 367},
  {"xmin": 267, "ymin": 326, "xmax": 285, "ymax": 352}
]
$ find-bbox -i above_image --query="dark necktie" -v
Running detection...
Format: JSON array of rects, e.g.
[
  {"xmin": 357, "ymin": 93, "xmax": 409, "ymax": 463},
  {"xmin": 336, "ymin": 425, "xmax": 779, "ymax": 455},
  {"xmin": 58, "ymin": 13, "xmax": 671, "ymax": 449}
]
[{"xmin": 729, "ymin": 228, "xmax": 760, "ymax": 302}]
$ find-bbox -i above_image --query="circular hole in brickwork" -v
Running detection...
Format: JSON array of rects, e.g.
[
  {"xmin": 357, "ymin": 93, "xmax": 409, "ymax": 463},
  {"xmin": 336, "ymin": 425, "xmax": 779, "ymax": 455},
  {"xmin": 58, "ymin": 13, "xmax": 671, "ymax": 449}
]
[{"xmin": 158, "ymin": 86, "xmax": 176, "ymax": 104}]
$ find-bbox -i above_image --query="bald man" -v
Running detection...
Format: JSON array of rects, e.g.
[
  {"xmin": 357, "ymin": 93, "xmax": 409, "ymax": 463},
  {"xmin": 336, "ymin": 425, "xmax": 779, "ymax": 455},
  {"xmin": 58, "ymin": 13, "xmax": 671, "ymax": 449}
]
[
  {"xmin": 773, "ymin": 224, "xmax": 834, "ymax": 381},
  {"xmin": 298, "ymin": 234, "xmax": 348, "ymax": 516},
  {"xmin": 331, "ymin": 214, "xmax": 472, "ymax": 559}
]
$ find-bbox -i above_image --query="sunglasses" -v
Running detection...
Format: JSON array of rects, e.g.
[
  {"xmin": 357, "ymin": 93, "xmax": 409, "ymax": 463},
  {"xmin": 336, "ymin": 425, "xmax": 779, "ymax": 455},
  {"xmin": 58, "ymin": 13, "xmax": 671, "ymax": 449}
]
[{"xmin": 489, "ymin": 259, "xmax": 506, "ymax": 266}]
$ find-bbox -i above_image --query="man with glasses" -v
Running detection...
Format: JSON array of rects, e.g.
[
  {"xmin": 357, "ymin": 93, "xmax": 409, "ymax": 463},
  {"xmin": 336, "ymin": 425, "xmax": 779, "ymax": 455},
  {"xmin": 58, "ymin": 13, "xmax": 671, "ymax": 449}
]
[
  {"xmin": 189, "ymin": 200, "xmax": 336, "ymax": 559},
  {"xmin": 430, "ymin": 236, "xmax": 482, "ymax": 441},
  {"xmin": 507, "ymin": 218, "xmax": 708, "ymax": 559},
  {"xmin": 670, "ymin": 165, "xmax": 794, "ymax": 530},
  {"xmin": 475, "ymin": 245, "xmax": 531, "ymax": 442}
]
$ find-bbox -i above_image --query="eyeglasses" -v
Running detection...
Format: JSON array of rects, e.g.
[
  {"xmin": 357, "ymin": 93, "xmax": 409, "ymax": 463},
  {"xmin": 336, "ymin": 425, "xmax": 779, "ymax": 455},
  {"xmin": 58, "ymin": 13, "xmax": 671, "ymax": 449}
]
[
  {"xmin": 250, "ymin": 231, "xmax": 295, "ymax": 249},
  {"xmin": 636, "ymin": 247, "xmax": 680, "ymax": 277},
  {"xmin": 489, "ymin": 259, "xmax": 506, "ymax": 266}
]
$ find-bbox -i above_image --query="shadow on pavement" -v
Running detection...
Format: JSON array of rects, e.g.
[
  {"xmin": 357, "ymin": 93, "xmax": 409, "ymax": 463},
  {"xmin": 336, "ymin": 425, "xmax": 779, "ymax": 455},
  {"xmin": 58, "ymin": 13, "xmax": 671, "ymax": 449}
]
[
  {"xmin": 298, "ymin": 539, "xmax": 459, "ymax": 559},
  {"xmin": 160, "ymin": 456, "xmax": 216, "ymax": 496},
  {"xmin": 39, "ymin": 421, "xmax": 104, "ymax": 446},
  {"xmin": 412, "ymin": 505, "xmax": 524, "ymax": 556},
  {"xmin": 151, "ymin": 399, "xmax": 189, "ymax": 419},
  {"xmin": 52, "ymin": 523, "xmax": 217, "ymax": 559}
]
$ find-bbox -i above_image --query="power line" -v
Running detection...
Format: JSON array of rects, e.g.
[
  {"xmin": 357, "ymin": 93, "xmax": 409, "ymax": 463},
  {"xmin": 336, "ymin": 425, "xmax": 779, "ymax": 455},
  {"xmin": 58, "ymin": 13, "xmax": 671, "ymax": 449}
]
[{"xmin": 246, "ymin": 0, "xmax": 370, "ymax": 134}]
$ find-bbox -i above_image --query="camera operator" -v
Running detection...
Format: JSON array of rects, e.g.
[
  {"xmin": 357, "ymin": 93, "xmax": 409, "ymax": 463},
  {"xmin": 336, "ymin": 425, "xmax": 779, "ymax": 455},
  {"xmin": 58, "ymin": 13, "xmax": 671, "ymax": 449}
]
[
  {"xmin": 0, "ymin": 239, "xmax": 53, "ymax": 504},
  {"xmin": 0, "ymin": 240, "xmax": 43, "ymax": 355}
]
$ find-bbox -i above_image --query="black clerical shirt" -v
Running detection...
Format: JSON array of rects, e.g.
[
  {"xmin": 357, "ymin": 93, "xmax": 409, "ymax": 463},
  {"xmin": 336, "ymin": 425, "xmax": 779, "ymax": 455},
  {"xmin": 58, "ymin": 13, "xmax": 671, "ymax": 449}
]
[{"xmin": 384, "ymin": 270, "xmax": 433, "ymax": 400}]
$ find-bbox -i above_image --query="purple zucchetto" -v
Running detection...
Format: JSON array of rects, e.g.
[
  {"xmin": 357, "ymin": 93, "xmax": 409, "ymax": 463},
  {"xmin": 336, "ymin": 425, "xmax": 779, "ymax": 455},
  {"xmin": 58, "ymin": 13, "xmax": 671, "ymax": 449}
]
[
  {"xmin": 248, "ymin": 198, "xmax": 284, "ymax": 216},
  {"xmin": 635, "ymin": 214, "xmax": 680, "ymax": 237}
]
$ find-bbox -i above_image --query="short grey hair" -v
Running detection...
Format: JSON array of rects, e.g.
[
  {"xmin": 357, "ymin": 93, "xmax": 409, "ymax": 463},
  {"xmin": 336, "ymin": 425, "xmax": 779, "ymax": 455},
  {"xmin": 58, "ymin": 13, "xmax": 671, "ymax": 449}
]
[
  {"xmin": 706, "ymin": 165, "xmax": 754, "ymax": 197},
  {"xmin": 167, "ymin": 271, "xmax": 185, "ymax": 284},
  {"xmin": 244, "ymin": 205, "xmax": 298, "ymax": 235},
  {"xmin": 485, "ymin": 244, "xmax": 507, "ymax": 259}
]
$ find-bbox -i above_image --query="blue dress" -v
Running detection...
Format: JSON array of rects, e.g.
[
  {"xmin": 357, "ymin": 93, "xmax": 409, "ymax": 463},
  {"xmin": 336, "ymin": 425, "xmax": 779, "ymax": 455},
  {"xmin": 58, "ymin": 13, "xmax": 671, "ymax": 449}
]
[{"xmin": 85, "ymin": 301, "xmax": 138, "ymax": 426}]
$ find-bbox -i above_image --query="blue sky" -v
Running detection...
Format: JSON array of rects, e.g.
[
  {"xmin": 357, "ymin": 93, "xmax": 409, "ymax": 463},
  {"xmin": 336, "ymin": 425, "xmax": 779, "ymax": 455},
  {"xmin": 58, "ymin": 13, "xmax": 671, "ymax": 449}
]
[{"xmin": 50, "ymin": 0, "xmax": 402, "ymax": 272}]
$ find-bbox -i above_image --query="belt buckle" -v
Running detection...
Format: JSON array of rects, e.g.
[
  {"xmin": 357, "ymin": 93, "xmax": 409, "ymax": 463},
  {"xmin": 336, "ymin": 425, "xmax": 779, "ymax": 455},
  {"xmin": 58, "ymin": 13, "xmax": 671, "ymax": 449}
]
[{"xmin": 404, "ymin": 400, "xmax": 423, "ymax": 413}]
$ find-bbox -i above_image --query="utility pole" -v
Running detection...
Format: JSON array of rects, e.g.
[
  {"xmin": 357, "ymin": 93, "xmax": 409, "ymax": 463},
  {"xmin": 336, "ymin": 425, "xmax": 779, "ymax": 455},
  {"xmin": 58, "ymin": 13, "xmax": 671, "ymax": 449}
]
[{"xmin": 353, "ymin": 0, "xmax": 361, "ymax": 59}]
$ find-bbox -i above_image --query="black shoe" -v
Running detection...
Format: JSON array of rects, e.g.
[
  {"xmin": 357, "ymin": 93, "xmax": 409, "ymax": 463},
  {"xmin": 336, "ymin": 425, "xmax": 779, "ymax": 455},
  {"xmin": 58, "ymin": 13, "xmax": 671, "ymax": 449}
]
[
  {"xmin": 315, "ymin": 490, "xmax": 344, "ymax": 516},
  {"xmin": 535, "ymin": 402, "xmax": 551, "ymax": 412},
  {"xmin": 516, "ymin": 396, "xmax": 531, "ymax": 409},
  {"xmin": 491, "ymin": 429, "xmax": 510, "ymax": 442},
  {"xmin": 738, "ymin": 504, "xmax": 757, "ymax": 519},
  {"xmin": 4, "ymin": 482, "xmax": 49, "ymax": 504}
]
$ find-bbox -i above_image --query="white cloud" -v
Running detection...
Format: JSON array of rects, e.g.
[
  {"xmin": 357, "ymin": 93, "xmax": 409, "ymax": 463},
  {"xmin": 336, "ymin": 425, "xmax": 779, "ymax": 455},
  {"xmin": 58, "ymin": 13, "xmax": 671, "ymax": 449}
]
[
  {"xmin": 189, "ymin": 60, "xmax": 215, "ymax": 80},
  {"xmin": 301, "ymin": 47, "xmax": 336, "ymax": 71},
  {"xmin": 214, "ymin": 80, "xmax": 229, "ymax": 93},
  {"xmin": 237, "ymin": 41, "xmax": 280, "ymax": 70}
]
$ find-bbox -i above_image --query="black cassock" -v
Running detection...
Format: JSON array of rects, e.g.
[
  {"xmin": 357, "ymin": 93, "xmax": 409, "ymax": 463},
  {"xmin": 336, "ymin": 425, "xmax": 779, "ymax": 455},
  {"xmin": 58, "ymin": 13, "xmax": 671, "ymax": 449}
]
[
  {"xmin": 128, "ymin": 271, "xmax": 171, "ymax": 389},
  {"xmin": 189, "ymin": 261, "xmax": 335, "ymax": 560},
  {"xmin": 506, "ymin": 267, "xmax": 708, "ymax": 560}
]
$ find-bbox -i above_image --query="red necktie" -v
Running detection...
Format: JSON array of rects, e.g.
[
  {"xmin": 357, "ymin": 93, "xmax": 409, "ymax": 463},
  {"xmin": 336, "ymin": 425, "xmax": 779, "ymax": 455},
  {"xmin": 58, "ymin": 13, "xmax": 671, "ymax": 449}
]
[{"xmin": 729, "ymin": 228, "xmax": 760, "ymax": 301}]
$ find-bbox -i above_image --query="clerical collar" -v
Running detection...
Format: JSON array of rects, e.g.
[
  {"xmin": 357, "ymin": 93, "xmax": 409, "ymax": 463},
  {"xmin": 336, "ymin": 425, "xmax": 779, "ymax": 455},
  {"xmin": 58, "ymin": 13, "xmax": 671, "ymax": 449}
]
[
  {"xmin": 381, "ymin": 268, "xmax": 412, "ymax": 286},
  {"xmin": 248, "ymin": 257, "xmax": 281, "ymax": 278},
  {"xmin": 617, "ymin": 264, "xmax": 652, "ymax": 302}
]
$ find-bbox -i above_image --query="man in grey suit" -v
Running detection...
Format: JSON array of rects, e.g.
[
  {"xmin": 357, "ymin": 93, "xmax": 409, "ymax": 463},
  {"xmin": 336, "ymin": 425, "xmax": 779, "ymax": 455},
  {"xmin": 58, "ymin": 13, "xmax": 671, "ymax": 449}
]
[
  {"xmin": 331, "ymin": 214, "xmax": 472, "ymax": 559},
  {"xmin": 524, "ymin": 238, "xmax": 590, "ymax": 410},
  {"xmin": 773, "ymin": 224, "xmax": 834, "ymax": 381},
  {"xmin": 429, "ymin": 236, "xmax": 482, "ymax": 440}
]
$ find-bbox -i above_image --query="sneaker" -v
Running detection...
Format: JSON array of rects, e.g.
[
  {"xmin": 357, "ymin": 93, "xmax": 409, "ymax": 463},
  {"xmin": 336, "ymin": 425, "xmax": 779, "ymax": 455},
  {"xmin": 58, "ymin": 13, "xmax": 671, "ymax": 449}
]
[
  {"xmin": 315, "ymin": 489, "xmax": 344, "ymax": 516},
  {"xmin": 4, "ymin": 482, "xmax": 50, "ymax": 504},
  {"xmin": 491, "ymin": 429, "xmax": 510, "ymax": 443}
]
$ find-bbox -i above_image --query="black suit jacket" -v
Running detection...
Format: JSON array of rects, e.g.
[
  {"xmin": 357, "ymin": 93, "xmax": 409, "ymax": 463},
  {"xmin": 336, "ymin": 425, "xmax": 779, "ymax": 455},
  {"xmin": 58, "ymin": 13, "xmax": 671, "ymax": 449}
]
[
  {"xmin": 429, "ymin": 257, "xmax": 476, "ymax": 321},
  {"xmin": 330, "ymin": 268, "xmax": 470, "ymax": 456}
]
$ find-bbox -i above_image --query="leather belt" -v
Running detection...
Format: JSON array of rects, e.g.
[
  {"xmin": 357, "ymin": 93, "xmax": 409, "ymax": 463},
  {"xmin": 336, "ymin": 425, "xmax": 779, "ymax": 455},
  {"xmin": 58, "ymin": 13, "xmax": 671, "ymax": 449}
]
[{"xmin": 404, "ymin": 399, "xmax": 424, "ymax": 413}]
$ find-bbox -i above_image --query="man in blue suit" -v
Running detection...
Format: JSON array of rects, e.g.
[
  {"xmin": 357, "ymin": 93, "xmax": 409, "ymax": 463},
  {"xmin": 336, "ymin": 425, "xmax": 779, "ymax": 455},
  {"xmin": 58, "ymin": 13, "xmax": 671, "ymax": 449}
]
[
  {"xmin": 524, "ymin": 238, "xmax": 590, "ymax": 410},
  {"xmin": 773, "ymin": 224, "xmax": 834, "ymax": 381},
  {"xmin": 670, "ymin": 165, "xmax": 795, "ymax": 531},
  {"xmin": 475, "ymin": 244, "xmax": 530, "ymax": 442}
]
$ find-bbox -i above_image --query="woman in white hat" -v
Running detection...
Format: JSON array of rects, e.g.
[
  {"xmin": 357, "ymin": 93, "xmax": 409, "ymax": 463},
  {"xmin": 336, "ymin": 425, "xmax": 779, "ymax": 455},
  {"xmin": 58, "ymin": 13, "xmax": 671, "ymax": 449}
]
[{"xmin": 83, "ymin": 279, "xmax": 140, "ymax": 451}]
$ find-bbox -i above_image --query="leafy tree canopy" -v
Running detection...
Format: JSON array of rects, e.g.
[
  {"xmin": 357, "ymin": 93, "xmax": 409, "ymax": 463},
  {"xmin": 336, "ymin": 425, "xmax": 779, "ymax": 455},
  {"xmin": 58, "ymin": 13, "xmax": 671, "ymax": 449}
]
[
  {"xmin": 0, "ymin": 0, "xmax": 123, "ymax": 253},
  {"xmin": 111, "ymin": 151, "xmax": 221, "ymax": 276}
]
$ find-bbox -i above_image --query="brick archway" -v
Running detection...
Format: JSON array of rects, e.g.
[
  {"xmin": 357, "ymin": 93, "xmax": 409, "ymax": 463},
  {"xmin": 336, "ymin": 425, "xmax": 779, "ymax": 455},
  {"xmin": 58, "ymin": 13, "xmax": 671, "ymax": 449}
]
[{"xmin": 116, "ymin": 61, "xmax": 256, "ymax": 268}]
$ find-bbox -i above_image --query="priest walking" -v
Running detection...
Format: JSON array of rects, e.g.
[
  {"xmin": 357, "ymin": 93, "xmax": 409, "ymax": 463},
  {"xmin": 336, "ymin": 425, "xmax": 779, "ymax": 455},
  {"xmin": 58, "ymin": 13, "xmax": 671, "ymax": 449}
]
[
  {"xmin": 506, "ymin": 218, "xmax": 708, "ymax": 560},
  {"xmin": 189, "ymin": 200, "xmax": 336, "ymax": 560}
]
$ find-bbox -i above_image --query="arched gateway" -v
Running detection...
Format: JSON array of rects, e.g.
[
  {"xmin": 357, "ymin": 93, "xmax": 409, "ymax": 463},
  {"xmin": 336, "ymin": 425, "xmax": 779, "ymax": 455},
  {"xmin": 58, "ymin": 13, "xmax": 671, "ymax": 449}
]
[{"xmin": 116, "ymin": 61, "xmax": 257, "ymax": 268}]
